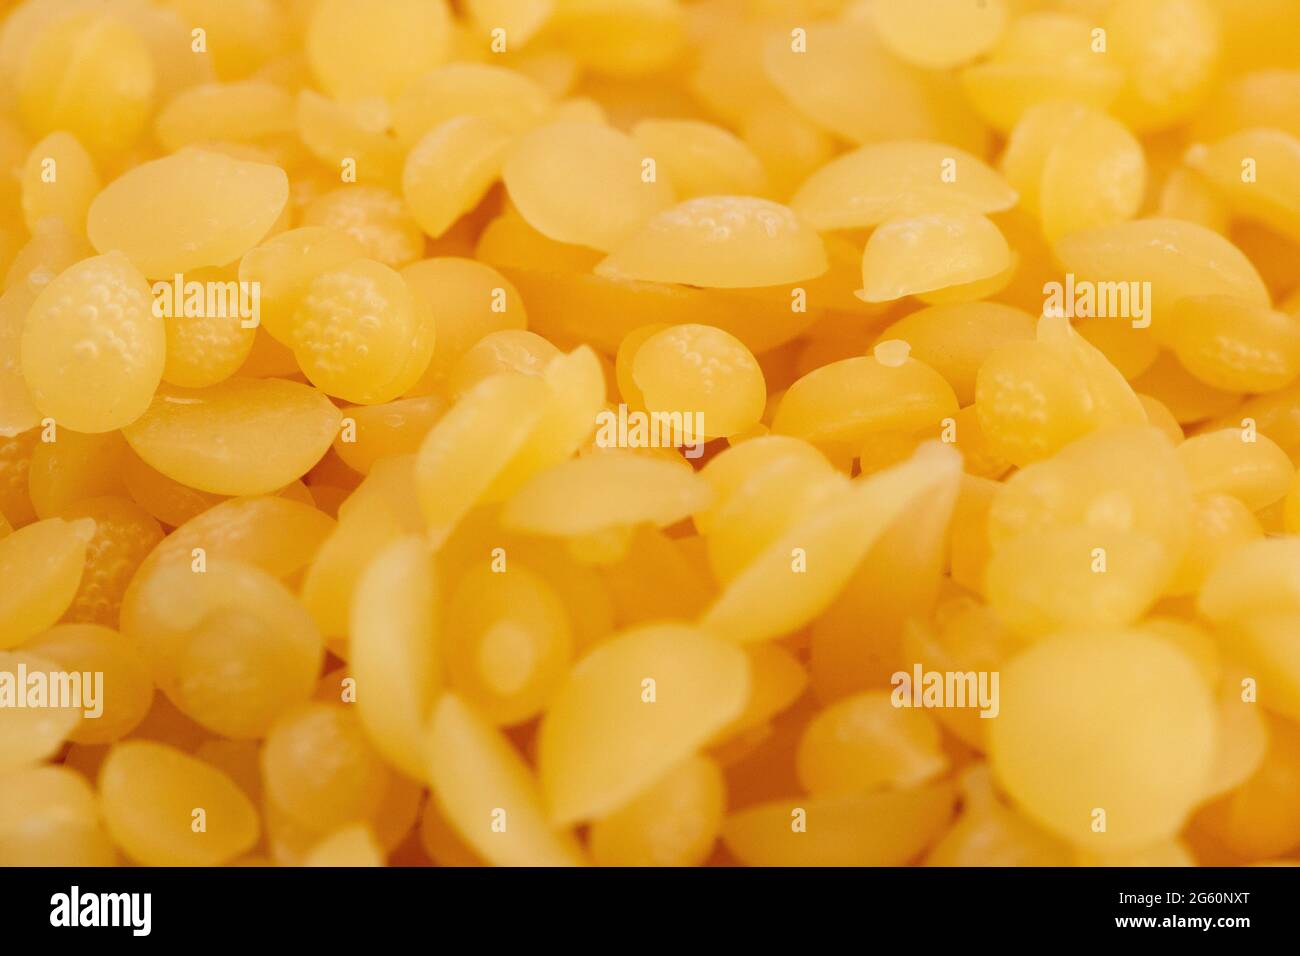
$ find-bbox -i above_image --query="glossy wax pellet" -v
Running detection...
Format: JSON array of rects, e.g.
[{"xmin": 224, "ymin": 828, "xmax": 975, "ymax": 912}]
[
  {"xmin": 306, "ymin": 0, "xmax": 452, "ymax": 101},
  {"xmin": 0, "ymin": 517, "xmax": 94, "ymax": 648},
  {"xmin": 859, "ymin": 211, "xmax": 1011, "ymax": 302}
]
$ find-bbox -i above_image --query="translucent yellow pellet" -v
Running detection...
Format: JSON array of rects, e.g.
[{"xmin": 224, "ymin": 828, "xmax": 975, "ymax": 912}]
[
  {"xmin": 20, "ymin": 130, "xmax": 99, "ymax": 235},
  {"xmin": 55, "ymin": 496, "xmax": 163, "ymax": 626},
  {"xmin": 588, "ymin": 756, "xmax": 725, "ymax": 867},
  {"xmin": 306, "ymin": 0, "xmax": 452, "ymax": 101},
  {"xmin": 871, "ymin": 0, "xmax": 1007, "ymax": 69},
  {"xmin": 123, "ymin": 379, "xmax": 341, "ymax": 496},
  {"xmin": 1185, "ymin": 128, "xmax": 1300, "ymax": 243},
  {"xmin": 392, "ymin": 63, "xmax": 552, "ymax": 149},
  {"xmin": 301, "ymin": 186, "xmax": 424, "ymax": 270},
  {"xmin": 0, "ymin": 517, "xmax": 94, "ymax": 648},
  {"xmin": 448, "ymin": 330, "xmax": 560, "ymax": 399},
  {"xmin": 21, "ymin": 252, "xmax": 164, "ymax": 433},
  {"xmin": 154, "ymin": 81, "xmax": 295, "ymax": 154},
  {"xmin": 1178, "ymin": 429, "xmax": 1295, "ymax": 510},
  {"xmin": 238, "ymin": 225, "xmax": 367, "ymax": 344},
  {"xmin": 403, "ymin": 116, "xmax": 512, "ymax": 240},
  {"xmin": 0, "ymin": 649, "xmax": 84, "ymax": 770},
  {"xmin": 99, "ymin": 740, "xmax": 259, "ymax": 866},
  {"xmin": 1172, "ymin": 294, "xmax": 1300, "ymax": 393},
  {"xmin": 0, "ymin": 764, "xmax": 116, "ymax": 865},
  {"xmin": 88, "ymin": 148, "xmax": 288, "ymax": 278},
  {"xmin": 859, "ymin": 211, "xmax": 1011, "ymax": 303},
  {"xmin": 631, "ymin": 119, "xmax": 768, "ymax": 199}
]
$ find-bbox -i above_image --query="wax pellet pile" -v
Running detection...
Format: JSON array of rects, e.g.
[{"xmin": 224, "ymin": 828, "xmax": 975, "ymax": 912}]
[{"xmin": 2, "ymin": 0, "xmax": 1300, "ymax": 869}]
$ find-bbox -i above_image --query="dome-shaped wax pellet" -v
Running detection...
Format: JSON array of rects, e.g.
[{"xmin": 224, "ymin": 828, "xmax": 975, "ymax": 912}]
[
  {"xmin": 958, "ymin": 13, "xmax": 1124, "ymax": 132},
  {"xmin": 504, "ymin": 120, "xmax": 675, "ymax": 253},
  {"xmin": 989, "ymin": 632, "xmax": 1216, "ymax": 850},
  {"xmin": 0, "ymin": 517, "xmax": 94, "ymax": 648},
  {"xmin": 1172, "ymin": 295, "xmax": 1300, "ymax": 393},
  {"xmin": 426, "ymin": 693, "xmax": 586, "ymax": 866},
  {"xmin": 858, "ymin": 211, "xmax": 1011, "ymax": 303},
  {"xmin": 88, "ymin": 148, "xmax": 288, "ymax": 278},
  {"xmin": 349, "ymin": 535, "xmax": 442, "ymax": 779},
  {"xmin": 301, "ymin": 186, "xmax": 424, "ymax": 270},
  {"xmin": 154, "ymin": 80, "xmax": 295, "ymax": 153},
  {"xmin": 630, "ymin": 120, "xmax": 768, "ymax": 199},
  {"xmin": 23, "ymin": 623, "xmax": 153, "ymax": 744},
  {"xmin": 875, "ymin": 302, "xmax": 1035, "ymax": 405},
  {"xmin": 239, "ymin": 226, "xmax": 366, "ymax": 343},
  {"xmin": 0, "ymin": 764, "xmax": 115, "ymax": 865},
  {"xmin": 1178, "ymin": 429, "xmax": 1295, "ymax": 510},
  {"xmin": 1185, "ymin": 128, "xmax": 1300, "ymax": 242},
  {"xmin": 306, "ymin": 0, "xmax": 452, "ymax": 100},
  {"xmin": 1054, "ymin": 219, "xmax": 1269, "ymax": 346},
  {"xmin": 538, "ymin": 623, "xmax": 748, "ymax": 825},
  {"xmin": 796, "ymin": 691, "xmax": 948, "ymax": 796},
  {"xmin": 0, "ymin": 649, "xmax": 83, "ymax": 770},
  {"xmin": 631, "ymin": 325, "xmax": 765, "ymax": 440},
  {"xmin": 392, "ymin": 63, "xmax": 552, "ymax": 148},
  {"xmin": 121, "ymin": 558, "xmax": 323, "ymax": 738},
  {"xmin": 262, "ymin": 702, "xmax": 392, "ymax": 832},
  {"xmin": 24, "ymin": 427, "xmax": 127, "ymax": 525},
  {"xmin": 295, "ymin": 90, "xmax": 403, "ymax": 191},
  {"xmin": 871, "ymin": 0, "xmax": 1007, "ymax": 68},
  {"xmin": 122, "ymin": 378, "xmax": 341, "ymax": 496},
  {"xmin": 0, "ymin": 430, "xmax": 38, "ymax": 527},
  {"xmin": 722, "ymin": 782, "xmax": 957, "ymax": 866},
  {"xmin": 695, "ymin": 435, "xmax": 831, "ymax": 535},
  {"xmin": 1198, "ymin": 537, "xmax": 1300, "ymax": 624},
  {"xmin": 773, "ymin": 353, "xmax": 958, "ymax": 446},
  {"xmin": 401, "ymin": 258, "xmax": 527, "ymax": 390},
  {"xmin": 701, "ymin": 443, "xmax": 961, "ymax": 645},
  {"xmin": 791, "ymin": 141, "xmax": 1017, "ymax": 231},
  {"xmin": 588, "ymin": 756, "xmax": 725, "ymax": 867},
  {"xmin": 596, "ymin": 196, "xmax": 826, "ymax": 289},
  {"xmin": 20, "ymin": 253, "xmax": 164, "ymax": 433},
  {"xmin": 1104, "ymin": 0, "xmax": 1220, "ymax": 131},
  {"xmin": 332, "ymin": 395, "xmax": 447, "ymax": 475},
  {"xmin": 448, "ymin": 330, "xmax": 561, "ymax": 399},
  {"xmin": 289, "ymin": 258, "xmax": 434, "ymax": 404},
  {"xmin": 501, "ymin": 451, "xmax": 712, "ymax": 538},
  {"xmin": 415, "ymin": 374, "xmax": 550, "ymax": 546},
  {"xmin": 99, "ymin": 740, "xmax": 259, "ymax": 866},
  {"xmin": 55, "ymin": 496, "xmax": 162, "ymax": 626},
  {"xmin": 160, "ymin": 268, "xmax": 258, "ymax": 389},
  {"xmin": 20, "ymin": 130, "xmax": 98, "ymax": 234},
  {"xmin": 1169, "ymin": 493, "xmax": 1262, "ymax": 595},
  {"xmin": 445, "ymin": 563, "xmax": 573, "ymax": 726},
  {"xmin": 17, "ymin": 8, "xmax": 154, "ymax": 156},
  {"xmin": 1038, "ymin": 107, "xmax": 1146, "ymax": 243},
  {"xmin": 403, "ymin": 116, "xmax": 512, "ymax": 240}
]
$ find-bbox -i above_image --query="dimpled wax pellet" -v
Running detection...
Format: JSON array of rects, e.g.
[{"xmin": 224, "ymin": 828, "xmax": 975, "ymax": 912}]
[
  {"xmin": 588, "ymin": 755, "xmax": 725, "ymax": 867},
  {"xmin": 122, "ymin": 379, "xmax": 341, "ymax": 496},
  {"xmin": 630, "ymin": 325, "xmax": 765, "ymax": 440},
  {"xmin": 17, "ymin": 8, "xmax": 154, "ymax": 156},
  {"xmin": 289, "ymin": 258, "xmax": 434, "ymax": 404},
  {"xmin": 872, "ymin": 0, "xmax": 1007, "ymax": 69},
  {"xmin": 426, "ymin": 693, "xmax": 585, "ymax": 866},
  {"xmin": 504, "ymin": 120, "xmax": 674, "ymax": 253},
  {"xmin": 403, "ymin": 116, "xmax": 512, "ymax": 240},
  {"xmin": 792, "ymin": 141, "xmax": 1017, "ymax": 231},
  {"xmin": 0, "ymin": 765, "xmax": 115, "ymax": 866},
  {"xmin": 20, "ymin": 130, "xmax": 98, "ymax": 235},
  {"xmin": 502, "ymin": 451, "xmax": 711, "ymax": 538},
  {"xmin": 262, "ymin": 702, "xmax": 392, "ymax": 832},
  {"xmin": 20, "ymin": 252, "xmax": 164, "ymax": 433},
  {"xmin": 23, "ymin": 622, "xmax": 153, "ymax": 744},
  {"xmin": 722, "ymin": 782, "xmax": 957, "ymax": 867},
  {"xmin": 1185, "ymin": 129, "xmax": 1300, "ymax": 243},
  {"xmin": 0, "ymin": 516, "xmax": 93, "ymax": 648},
  {"xmin": 538, "ymin": 623, "xmax": 748, "ymax": 825},
  {"xmin": 302, "ymin": 186, "xmax": 424, "ymax": 270},
  {"xmin": 1172, "ymin": 295, "xmax": 1300, "ymax": 393},
  {"xmin": 56, "ymin": 496, "xmax": 162, "ymax": 626},
  {"xmin": 161, "ymin": 269, "xmax": 258, "ymax": 389},
  {"xmin": 989, "ymin": 632, "xmax": 1216, "ymax": 850},
  {"xmin": 596, "ymin": 196, "xmax": 826, "ymax": 289},
  {"xmin": 445, "ymin": 563, "xmax": 572, "ymax": 726},
  {"xmin": 875, "ymin": 302, "xmax": 1035, "ymax": 406},
  {"xmin": 1055, "ymin": 219, "xmax": 1270, "ymax": 346},
  {"xmin": 88, "ymin": 149, "xmax": 288, "ymax": 278},
  {"xmin": 0, "ymin": 649, "xmax": 83, "ymax": 770},
  {"xmin": 773, "ymin": 354, "xmax": 958, "ymax": 447},
  {"xmin": 393, "ymin": 63, "xmax": 552, "ymax": 148},
  {"xmin": 797, "ymin": 691, "xmax": 948, "ymax": 796},
  {"xmin": 1178, "ymin": 429, "xmax": 1295, "ymax": 510},
  {"xmin": 631, "ymin": 120, "xmax": 768, "ymax": 200},
  {"xmin": 306, "ymin": 0, "xmax": 452, "ymax": 100},
  {"xmin": 859, "ymin": 211, "xmax": 1010, "ymax": 303},
  {"xmin": 99, "ymin": 740, "xmax": 258, "ymax": 866},
  {"xmin": 122, "ymin": 558, "xmax": 323, "ymax": 738},
  {"xmin": 239, "ymin": 226, "xmax": 366, "ymax": 343},
  {"xmin": 349, "ymin": 535, "xmax": 441, "ymax": 779}
]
